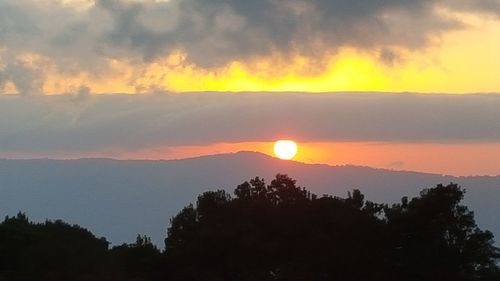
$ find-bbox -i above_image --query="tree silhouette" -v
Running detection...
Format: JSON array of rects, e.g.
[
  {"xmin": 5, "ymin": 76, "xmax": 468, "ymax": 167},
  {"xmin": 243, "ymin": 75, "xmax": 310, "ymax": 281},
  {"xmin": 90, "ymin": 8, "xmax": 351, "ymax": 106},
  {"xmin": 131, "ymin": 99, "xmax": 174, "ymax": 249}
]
[
  {"xmin": 0, "ymin": 212, "xmax": 110, "ymax": 281},
  {"xmin": 1, "ymin": 175, "xmax": 498, "ymax": 281},
  {"xmin": 165, "ymin": 175, "xmax": 500, "ymax": 281},
  {"xmin": 110, "ymin": 235, "xmax": 162, "ymax": 281},
  {"xmin": 384, "ymin": 183, "xmax": 500, "ymax": 281}
]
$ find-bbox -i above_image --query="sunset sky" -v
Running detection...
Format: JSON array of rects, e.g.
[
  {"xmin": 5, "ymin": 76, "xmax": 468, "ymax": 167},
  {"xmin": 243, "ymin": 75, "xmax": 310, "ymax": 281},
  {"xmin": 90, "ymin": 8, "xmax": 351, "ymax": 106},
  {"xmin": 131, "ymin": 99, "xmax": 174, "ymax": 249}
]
[{"xmin": 1, "ymin": 0, "xmax": 500, "ymax": 175}]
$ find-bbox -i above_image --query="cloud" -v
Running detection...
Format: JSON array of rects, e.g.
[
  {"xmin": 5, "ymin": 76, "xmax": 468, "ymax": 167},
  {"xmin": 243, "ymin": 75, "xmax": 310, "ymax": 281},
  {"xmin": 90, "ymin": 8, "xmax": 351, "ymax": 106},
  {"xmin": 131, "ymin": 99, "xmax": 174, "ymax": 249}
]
[
  {"xmin": 91, "ymin": 0, "xmax": 499, "ymax": 66},
  {"xmin": 1, "ymin": 0, "xmax": 500, "ymax": 94},
  {"xmin": 2, "ymin": 92, "xmax": 500, "ymax": 154}
]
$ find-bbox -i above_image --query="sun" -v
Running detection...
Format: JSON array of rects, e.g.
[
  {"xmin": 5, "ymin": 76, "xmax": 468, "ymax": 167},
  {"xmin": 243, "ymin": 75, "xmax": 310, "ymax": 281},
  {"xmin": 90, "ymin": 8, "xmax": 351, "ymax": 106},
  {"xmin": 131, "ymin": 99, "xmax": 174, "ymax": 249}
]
[{"xmin": 273, "ymin": 140, "xmax": 298, "ymax": 160}]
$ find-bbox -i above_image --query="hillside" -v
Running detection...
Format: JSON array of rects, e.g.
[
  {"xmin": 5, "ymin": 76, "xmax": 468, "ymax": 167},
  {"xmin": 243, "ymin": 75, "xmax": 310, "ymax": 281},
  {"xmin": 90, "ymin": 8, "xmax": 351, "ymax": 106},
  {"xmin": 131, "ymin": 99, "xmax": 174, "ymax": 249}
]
[{"xmin": 1, "ymin": 151, "xmax": 499, "ymax": 246}]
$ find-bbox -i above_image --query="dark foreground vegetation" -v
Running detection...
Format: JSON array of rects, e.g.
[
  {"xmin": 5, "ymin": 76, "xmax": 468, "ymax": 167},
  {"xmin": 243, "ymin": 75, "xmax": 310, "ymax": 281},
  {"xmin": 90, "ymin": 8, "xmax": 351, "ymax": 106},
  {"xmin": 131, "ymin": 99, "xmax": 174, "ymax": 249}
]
[{"xmin": 1, "ymin": 174, "xmax": 499, "ymax": 281}]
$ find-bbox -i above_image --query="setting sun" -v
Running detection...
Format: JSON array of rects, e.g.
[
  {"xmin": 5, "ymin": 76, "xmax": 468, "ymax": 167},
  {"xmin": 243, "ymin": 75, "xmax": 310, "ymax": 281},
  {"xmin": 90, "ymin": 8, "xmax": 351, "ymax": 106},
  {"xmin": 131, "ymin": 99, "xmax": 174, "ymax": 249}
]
[{"xmin": 273, "ymin": 140, "xmax": 298, "ymax": 160}]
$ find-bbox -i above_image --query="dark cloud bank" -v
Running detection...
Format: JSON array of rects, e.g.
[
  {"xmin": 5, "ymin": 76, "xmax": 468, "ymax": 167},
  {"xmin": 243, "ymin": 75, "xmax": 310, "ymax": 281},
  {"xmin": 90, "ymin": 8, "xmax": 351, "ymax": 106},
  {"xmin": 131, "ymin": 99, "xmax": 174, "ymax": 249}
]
[
  {"xmin": 1, "ymin": 0, "xmax": 500, "ymax": 94},
  {"xmin": 1, "ymin": 92, "xmax": 500, "ymax": 153}
]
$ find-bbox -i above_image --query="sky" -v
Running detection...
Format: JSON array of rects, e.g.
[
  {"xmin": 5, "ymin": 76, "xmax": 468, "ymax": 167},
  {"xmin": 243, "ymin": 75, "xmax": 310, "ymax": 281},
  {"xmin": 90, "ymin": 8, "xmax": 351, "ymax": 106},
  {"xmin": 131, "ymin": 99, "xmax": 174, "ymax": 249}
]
[{"xmin": 1, "ymin": 0, "xmax": 500, "ymax": 176}]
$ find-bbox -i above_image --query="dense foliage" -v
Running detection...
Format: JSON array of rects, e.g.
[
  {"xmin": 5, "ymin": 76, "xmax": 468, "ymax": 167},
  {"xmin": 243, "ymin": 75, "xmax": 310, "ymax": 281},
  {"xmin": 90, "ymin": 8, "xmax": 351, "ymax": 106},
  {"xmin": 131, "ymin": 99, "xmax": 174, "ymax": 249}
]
[
  {"xmin": 1, "ymin": 174, "xmax": 499, "ymax": 281},
  {"xmin": 0, "ymin": 215, "xmax": 163, "ymax": 281}
]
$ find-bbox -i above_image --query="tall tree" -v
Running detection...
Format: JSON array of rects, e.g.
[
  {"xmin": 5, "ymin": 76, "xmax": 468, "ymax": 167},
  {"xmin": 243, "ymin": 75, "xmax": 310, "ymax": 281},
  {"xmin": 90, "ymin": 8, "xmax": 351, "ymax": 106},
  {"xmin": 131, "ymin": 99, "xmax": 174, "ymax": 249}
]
[
  {"xmin": 385, "ymin": 184, "xmax": 500, "ymax": 281},
  {"xmin": 165, "ymin": 176, "xmax": 500, "ymax": 281}
]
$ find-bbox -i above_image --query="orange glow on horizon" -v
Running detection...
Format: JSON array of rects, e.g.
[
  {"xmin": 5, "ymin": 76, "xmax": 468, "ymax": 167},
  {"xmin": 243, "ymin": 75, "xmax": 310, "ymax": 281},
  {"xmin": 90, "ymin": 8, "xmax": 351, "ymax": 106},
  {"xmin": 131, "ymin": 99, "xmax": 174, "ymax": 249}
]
[
  {"xmin": 165, "ymin": 142, "xmax": 500, "ymax": 176},
  {"xmin": 4, "ymin": 141, "xmax": 500, "ymax": 177}
]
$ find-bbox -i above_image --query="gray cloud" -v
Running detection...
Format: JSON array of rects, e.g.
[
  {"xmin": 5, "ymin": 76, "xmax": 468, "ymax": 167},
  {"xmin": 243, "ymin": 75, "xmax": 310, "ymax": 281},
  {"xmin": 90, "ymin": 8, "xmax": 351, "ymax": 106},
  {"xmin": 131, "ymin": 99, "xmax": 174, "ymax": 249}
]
[
  {"xmin": 92, "ymin": 0, "xmax": 470, "ymax": 66},
  {"xmin": 1, "ymin": 92, "xmax": 500, "ymax": 154},
  {"xmin": 1, "ymin": 0, "xmax": 500, "ymax": 94}
]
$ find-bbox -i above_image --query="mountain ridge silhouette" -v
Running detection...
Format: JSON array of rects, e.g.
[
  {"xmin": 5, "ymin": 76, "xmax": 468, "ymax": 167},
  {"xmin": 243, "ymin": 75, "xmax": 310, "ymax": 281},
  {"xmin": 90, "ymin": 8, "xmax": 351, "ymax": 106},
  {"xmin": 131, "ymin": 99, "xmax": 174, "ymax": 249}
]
[{"xmin": 1, "ymin": 151, "xmax": 499, "ymax": 246}]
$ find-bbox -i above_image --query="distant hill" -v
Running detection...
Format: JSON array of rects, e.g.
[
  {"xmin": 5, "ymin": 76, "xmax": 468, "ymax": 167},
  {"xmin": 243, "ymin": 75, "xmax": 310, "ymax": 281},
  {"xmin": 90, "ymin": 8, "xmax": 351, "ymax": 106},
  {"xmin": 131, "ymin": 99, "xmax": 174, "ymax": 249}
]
[{"xmin": 1, "ymin": 151, "xmax": 499, "ymax": 246}]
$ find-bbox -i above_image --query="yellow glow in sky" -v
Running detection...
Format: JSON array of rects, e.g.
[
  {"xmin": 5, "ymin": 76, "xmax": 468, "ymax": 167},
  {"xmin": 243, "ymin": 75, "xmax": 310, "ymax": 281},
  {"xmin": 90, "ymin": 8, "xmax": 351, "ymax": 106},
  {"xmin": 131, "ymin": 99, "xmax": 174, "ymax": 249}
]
[
  {"xmin": 152, "ymin": 13, "xmax": 500, "ymax": 94},
  {"xmin": 21, "ymin": 11, "xmax": 498, "ymax": 95}
]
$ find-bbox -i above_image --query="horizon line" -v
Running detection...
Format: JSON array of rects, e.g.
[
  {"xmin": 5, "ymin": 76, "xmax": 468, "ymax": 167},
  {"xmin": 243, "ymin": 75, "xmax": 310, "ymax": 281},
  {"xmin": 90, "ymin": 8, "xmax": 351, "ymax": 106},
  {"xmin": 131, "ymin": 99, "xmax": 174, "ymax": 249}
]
[{"xmin": 0, "ymin": 150, "xmax": 494, "ymax": 178}]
